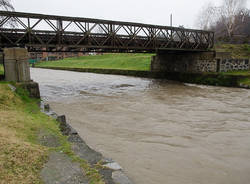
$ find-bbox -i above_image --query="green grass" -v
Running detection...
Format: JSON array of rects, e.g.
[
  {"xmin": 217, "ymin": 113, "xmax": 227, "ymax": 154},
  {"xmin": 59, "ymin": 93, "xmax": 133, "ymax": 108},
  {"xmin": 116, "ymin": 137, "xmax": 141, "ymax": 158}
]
[
  {"xmin": 36, "ymin": 53, "xmax": 153, "ymax": 71},
  {"xmin": 0, "ymin": 64, "xmax": 4, "ymax": 75},
  {"xmin": 221, "ymin": 70, "xmax": 250, "ymax": 76},
  {"xmin": 239, "ymin": 78, "xmax": 250, "ymax": 85},
  {"xmin": 0, "ymin": 83, "xmax": 105, "ymax": 184},
  {"xmin": 215, "ymin": 44, "xmax": 250, "ymax": 58}
]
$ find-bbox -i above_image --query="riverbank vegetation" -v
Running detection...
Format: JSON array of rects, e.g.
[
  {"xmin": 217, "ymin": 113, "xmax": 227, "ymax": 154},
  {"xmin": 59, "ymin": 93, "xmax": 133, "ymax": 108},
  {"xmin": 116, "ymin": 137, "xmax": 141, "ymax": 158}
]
[
  {"xmin": 221, "ymin": 70, "xmax": 250, "ymax": 85},
  {"xmin": 0, "ymin": 83, "xmax": 105, "ymax": 184}
]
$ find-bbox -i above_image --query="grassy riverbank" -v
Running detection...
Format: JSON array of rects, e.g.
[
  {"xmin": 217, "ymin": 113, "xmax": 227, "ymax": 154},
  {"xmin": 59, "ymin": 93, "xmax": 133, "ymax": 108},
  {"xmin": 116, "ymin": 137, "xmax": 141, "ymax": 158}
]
[
  {"xmin": 221, "ymin": 70, "xmax": 250, "ymax": 85},
  {"xmin": 36, "ymin": 53, "xmax": 153, "ymax": 71},
  {"xmin": 0, "ymin": 83, "xmax": 104, "ymax": 184}
]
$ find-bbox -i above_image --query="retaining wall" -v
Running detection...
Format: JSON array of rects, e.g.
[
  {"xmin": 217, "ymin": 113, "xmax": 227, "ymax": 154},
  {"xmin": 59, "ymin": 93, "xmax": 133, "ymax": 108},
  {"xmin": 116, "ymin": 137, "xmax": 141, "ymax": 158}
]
[
  {"xmin": 195, "ymin": 60, "xmax": 217, "ymax": 72},
  {"xmin": 218, "ymin": 59, "xmax": 249, "ymax": 72}
]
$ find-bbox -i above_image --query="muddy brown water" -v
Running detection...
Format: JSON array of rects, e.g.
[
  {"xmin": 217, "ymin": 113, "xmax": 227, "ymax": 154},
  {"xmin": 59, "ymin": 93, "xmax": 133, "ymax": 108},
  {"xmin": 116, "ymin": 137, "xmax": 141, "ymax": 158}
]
[{"xmin": 31, "ymin": 68, "xmax": 250, "ymax": 184}]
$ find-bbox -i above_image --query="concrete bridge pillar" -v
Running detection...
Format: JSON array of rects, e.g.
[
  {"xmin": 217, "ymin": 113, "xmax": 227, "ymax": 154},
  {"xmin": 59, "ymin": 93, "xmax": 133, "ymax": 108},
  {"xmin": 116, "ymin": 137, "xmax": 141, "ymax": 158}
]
[
  {"xmin": 3, "ymin": 48, "xmax": 31, "ymax": 82},
  {"xmin": 151, "ymin": 51, "xmax": 216, "ymax": 73},
  {"xmin": 2, "ymin": 48, "xmax": 40, "ymax": 98}
]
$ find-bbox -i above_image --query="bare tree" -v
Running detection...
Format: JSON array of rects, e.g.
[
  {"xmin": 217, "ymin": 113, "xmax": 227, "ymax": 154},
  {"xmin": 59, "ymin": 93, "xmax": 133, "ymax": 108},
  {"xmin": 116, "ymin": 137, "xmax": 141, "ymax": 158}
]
[
  {"xmin": 233, "ymin": 8, "xmax": 250, "ymax": 34},
  {"xmin": 218, "ymin": 0, "xmax": 247, "ymax": 38},
  {"xmin": 0, "ymin": 0, "xmax": 14, "ymax": 11},
  {"xmin": 196, "ymin": 0, "xmax": 249, "ymax": 42},
  {"xmin": 196, "ymin": 2, "xmax": 217, "ymax": 30}
]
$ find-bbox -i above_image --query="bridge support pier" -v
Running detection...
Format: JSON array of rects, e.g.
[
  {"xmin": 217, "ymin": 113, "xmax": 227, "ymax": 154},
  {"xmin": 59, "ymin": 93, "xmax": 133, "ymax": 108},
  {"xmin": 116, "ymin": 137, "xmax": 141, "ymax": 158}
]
[
  {"xmin": 3, "ymin": 48, "xmax": 40, "ymax": 98},
  {"xmin": 4, "ymin": 48, "xmax": 31, "ymax": 82},
  {"xmin": 151, "ymin": 51, "xmax": 217, "ymax": 73}
]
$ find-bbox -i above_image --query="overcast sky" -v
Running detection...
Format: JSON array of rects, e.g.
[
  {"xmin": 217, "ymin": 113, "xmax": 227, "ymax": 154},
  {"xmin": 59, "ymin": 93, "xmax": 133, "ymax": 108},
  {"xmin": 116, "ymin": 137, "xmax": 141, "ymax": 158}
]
[{"xmin": 12, "ymin": 0, "xmax": 250, "ymax": 29}]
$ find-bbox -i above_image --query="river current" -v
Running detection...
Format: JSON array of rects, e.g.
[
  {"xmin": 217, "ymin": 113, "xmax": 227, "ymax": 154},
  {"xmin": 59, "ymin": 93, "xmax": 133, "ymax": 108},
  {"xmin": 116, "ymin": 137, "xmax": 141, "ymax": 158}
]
[{"xmin": 31, "ymin": 68, "xmax": 250, "ymax": 184}]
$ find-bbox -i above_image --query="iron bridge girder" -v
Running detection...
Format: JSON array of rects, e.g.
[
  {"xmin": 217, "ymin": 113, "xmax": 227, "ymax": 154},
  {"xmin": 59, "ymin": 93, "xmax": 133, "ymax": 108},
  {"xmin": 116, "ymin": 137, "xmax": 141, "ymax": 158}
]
[{"xmin": 0, "ymin": 11, "xmax": 214, "ymax": 53}]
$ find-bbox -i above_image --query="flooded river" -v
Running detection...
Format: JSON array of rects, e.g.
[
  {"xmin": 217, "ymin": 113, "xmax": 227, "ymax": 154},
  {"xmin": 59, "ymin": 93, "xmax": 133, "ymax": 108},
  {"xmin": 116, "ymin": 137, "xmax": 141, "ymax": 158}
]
[{"xmin": 31, "ymin": 68, "xmax": 250, "ymax": 184}]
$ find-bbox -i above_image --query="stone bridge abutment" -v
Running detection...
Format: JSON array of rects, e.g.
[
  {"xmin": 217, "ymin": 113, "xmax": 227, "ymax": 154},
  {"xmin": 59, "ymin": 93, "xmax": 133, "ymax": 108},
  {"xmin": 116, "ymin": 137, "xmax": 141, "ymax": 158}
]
[{"xmin": 151, "ymin": 51, "xmax": 217, "ymax": 73}]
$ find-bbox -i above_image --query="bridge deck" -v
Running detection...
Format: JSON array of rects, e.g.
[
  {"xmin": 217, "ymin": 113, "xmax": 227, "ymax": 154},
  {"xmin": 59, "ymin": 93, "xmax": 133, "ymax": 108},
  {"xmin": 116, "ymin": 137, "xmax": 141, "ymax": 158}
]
[{"xmin": 0, "ymin": 11, "xmax": 214, "ymax": 53}]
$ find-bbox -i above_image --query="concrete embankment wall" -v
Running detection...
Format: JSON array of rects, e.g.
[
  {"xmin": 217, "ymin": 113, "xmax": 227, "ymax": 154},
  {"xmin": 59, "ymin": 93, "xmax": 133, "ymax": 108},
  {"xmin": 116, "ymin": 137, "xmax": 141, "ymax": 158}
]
[{"xmin": 35, "ymin": 66, "xmax": 249, "ymax": 88}]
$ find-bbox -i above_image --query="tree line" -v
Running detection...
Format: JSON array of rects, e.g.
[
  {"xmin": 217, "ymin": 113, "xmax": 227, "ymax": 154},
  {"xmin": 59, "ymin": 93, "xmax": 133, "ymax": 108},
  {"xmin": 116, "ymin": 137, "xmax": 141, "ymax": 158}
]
[{"xmin": 197, "ymin": 0, "xmax": 250, "ymax": 43}]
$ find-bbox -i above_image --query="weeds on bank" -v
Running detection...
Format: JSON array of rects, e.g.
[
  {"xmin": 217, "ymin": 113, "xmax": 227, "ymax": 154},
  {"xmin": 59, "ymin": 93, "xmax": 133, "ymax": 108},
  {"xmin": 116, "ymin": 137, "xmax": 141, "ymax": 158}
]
[
  {"xmin": 220, "ymin": 70, "xmax": 250, "ymax": 86},
  {"xmin": 221, "ymin": 70, "xmax": 250, "ymax": 76},
  {"xmin": 239, "ymin": 78, "xmax": 250, "ymax": 85}
]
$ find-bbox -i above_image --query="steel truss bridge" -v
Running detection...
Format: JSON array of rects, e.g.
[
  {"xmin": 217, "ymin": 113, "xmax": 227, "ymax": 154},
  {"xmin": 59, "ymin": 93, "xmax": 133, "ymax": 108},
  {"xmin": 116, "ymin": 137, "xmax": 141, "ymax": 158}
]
[{"xmin": 0, "ymin": 11, "xmax": 214, "ymax": 53}]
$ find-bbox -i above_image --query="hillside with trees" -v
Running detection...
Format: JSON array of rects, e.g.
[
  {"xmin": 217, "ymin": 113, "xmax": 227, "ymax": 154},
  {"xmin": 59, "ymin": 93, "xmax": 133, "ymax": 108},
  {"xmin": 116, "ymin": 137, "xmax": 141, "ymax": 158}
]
[{"xmin": 197, "ymin": 0, "xmax": 250, "ymax": 44}]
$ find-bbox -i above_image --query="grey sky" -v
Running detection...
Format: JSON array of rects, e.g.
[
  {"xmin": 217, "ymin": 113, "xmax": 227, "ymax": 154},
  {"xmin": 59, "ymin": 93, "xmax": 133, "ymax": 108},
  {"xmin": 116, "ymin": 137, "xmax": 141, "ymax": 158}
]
[{"xmin": 12, "ymin": 0, "xmax": 250, "ymax": 29}]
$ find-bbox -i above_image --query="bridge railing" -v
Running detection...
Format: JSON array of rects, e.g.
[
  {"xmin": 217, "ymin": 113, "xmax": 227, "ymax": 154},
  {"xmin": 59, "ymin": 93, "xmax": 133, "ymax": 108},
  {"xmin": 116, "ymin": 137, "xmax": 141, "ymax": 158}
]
[{"xmin": 0, "ymin": 11, "xmax": 214, "ymax": 52}]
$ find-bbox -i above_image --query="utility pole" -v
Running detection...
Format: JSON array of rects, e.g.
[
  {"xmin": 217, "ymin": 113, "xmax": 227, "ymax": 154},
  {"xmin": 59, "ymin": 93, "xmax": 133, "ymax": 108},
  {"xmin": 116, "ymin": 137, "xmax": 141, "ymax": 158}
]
[
  {"xmin": 170, "ymin": 14, "xmax": 173, "ymax": 40},
  {"xmin": 170, "ymin": 14, "xmax": 173, "ymax": 27}
]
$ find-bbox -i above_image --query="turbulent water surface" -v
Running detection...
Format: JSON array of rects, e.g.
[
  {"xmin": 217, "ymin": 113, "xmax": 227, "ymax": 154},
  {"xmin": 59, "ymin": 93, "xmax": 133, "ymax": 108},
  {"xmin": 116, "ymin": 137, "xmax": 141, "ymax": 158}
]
[{"xmin": 31, "ymin": 68, "xmax": 250, "ymax": 184}]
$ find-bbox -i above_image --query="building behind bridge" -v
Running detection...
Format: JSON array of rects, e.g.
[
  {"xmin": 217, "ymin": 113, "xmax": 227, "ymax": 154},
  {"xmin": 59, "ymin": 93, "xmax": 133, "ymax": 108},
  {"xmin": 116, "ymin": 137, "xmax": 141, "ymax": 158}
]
[{"xmin": 29, "ymin": 52, "xmax": 85, "ymax": 63}]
